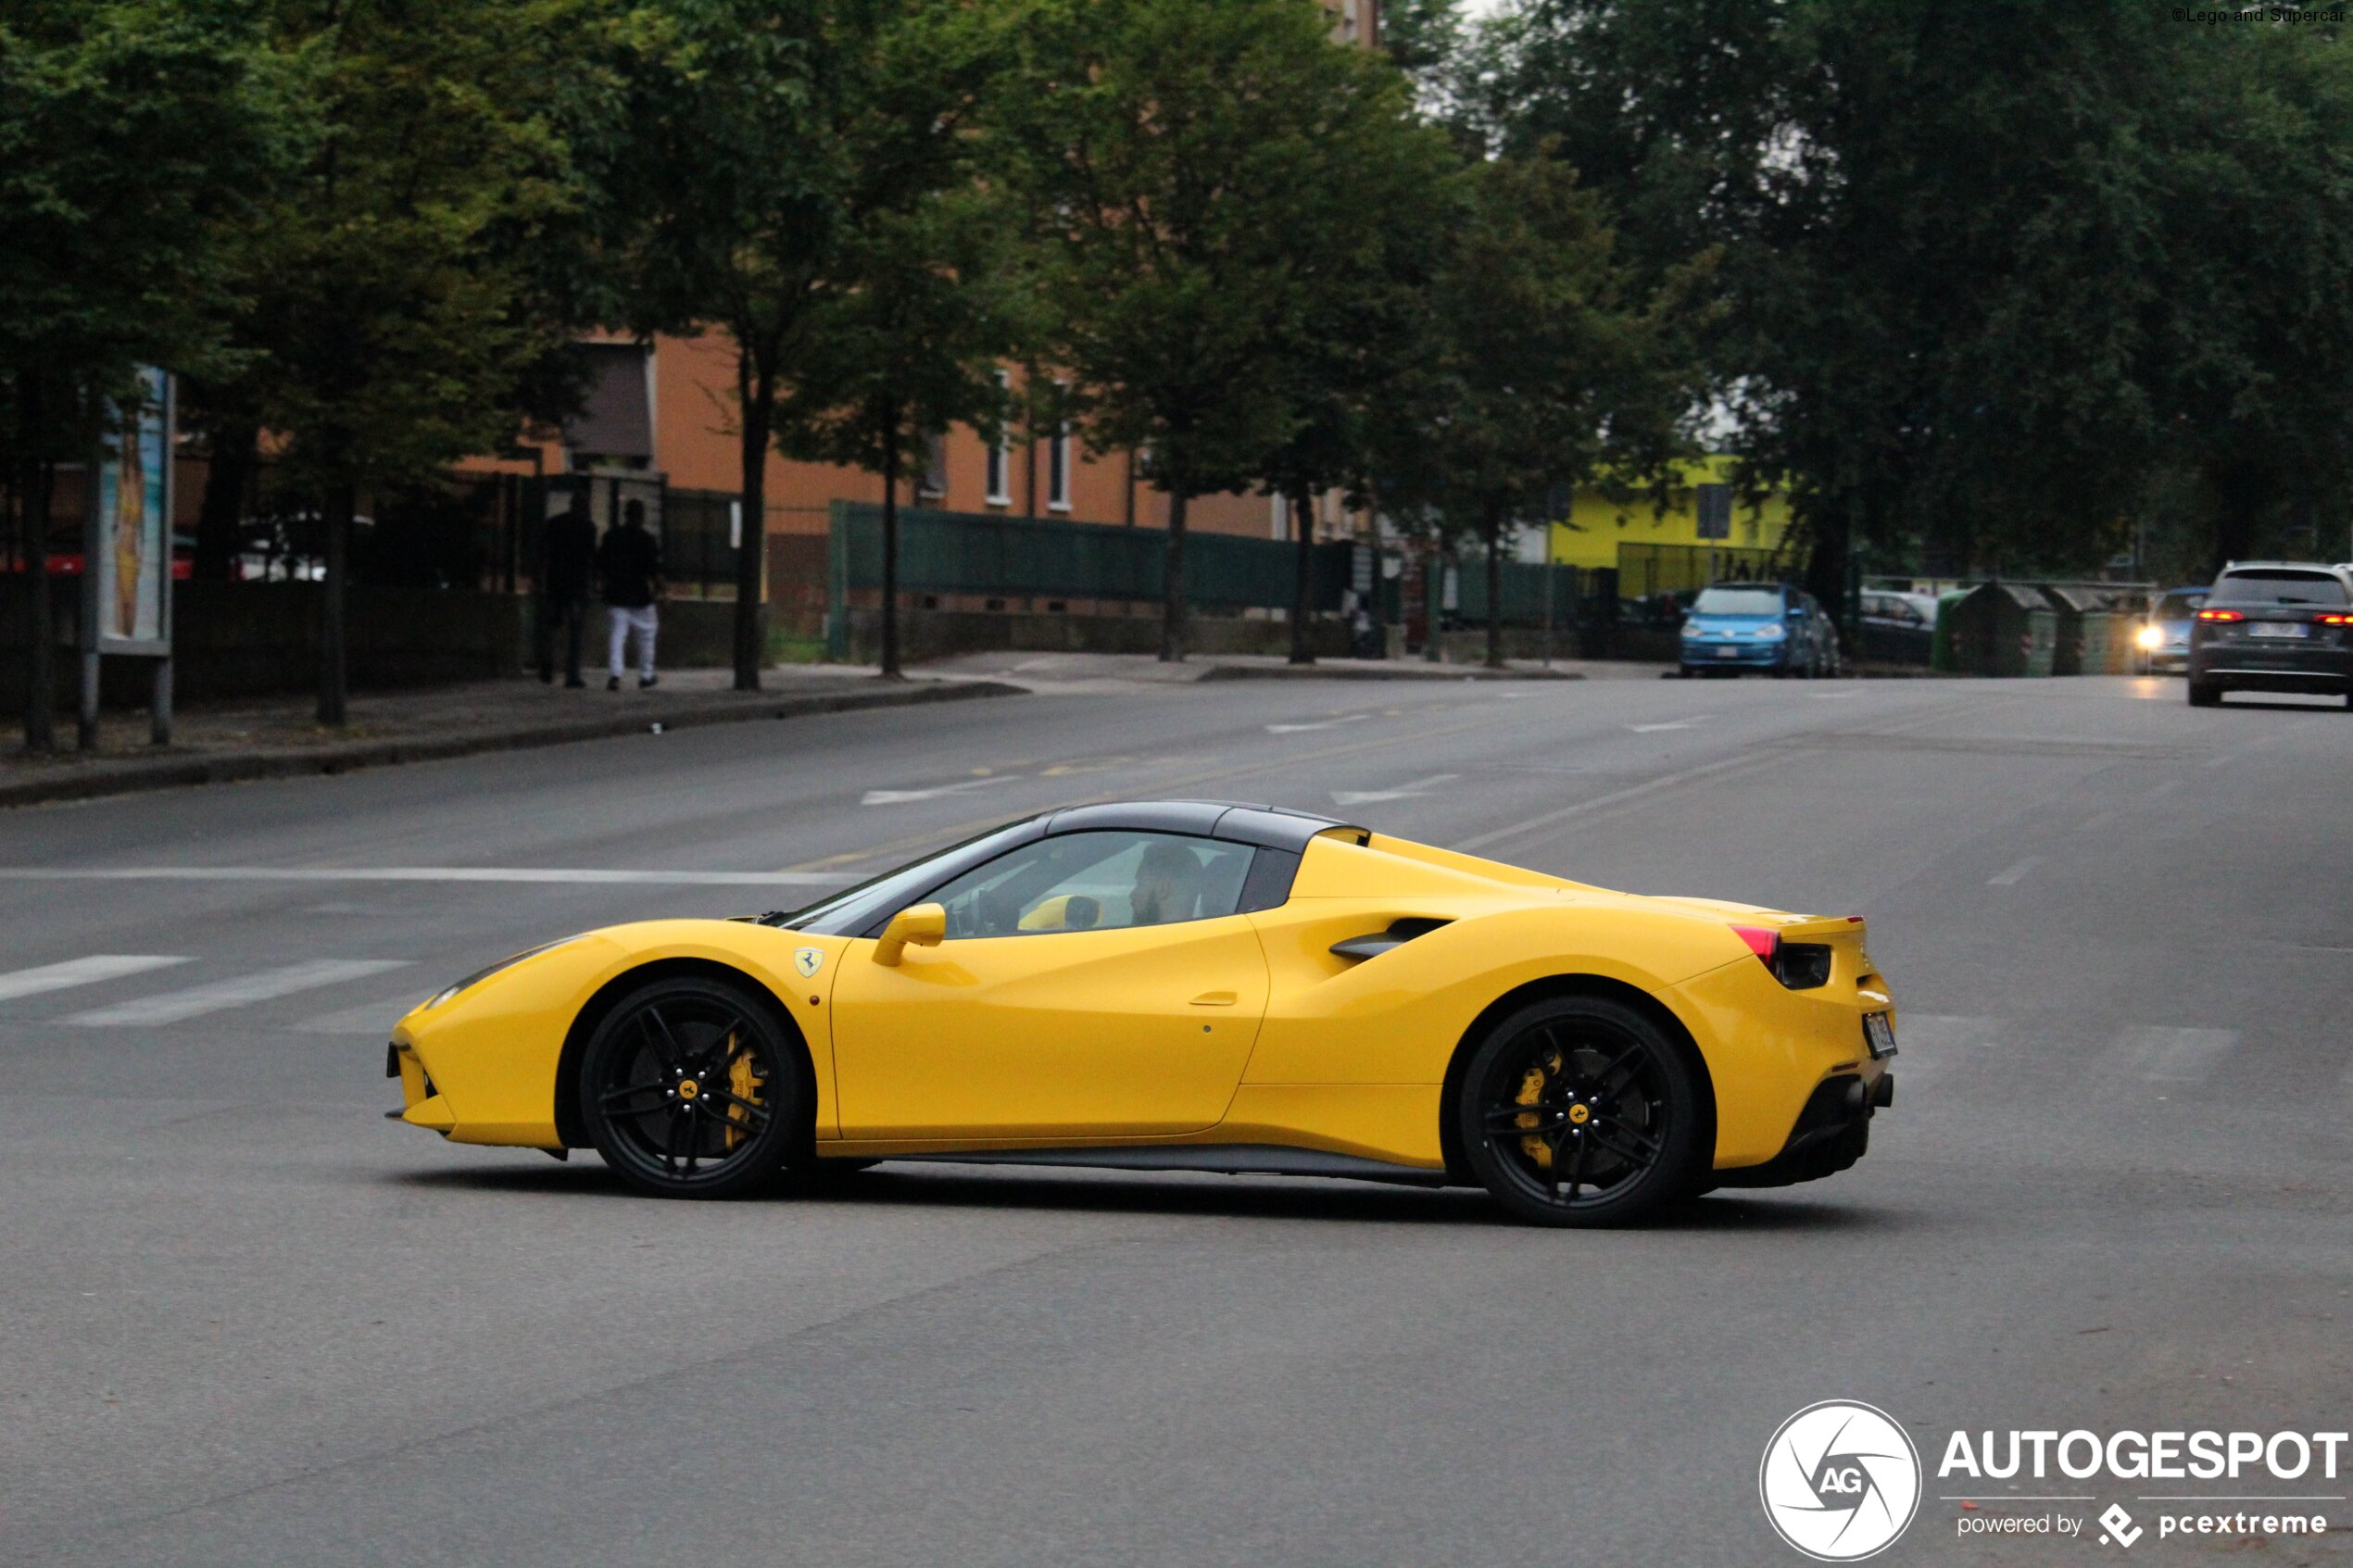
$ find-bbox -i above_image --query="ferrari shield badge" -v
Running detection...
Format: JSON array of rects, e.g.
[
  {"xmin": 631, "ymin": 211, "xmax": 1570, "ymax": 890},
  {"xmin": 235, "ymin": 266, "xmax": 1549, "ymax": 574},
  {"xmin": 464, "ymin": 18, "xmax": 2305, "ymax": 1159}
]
[{"xmin": 794, "ymin": 947, "xmax": 824, "ymax": 978}]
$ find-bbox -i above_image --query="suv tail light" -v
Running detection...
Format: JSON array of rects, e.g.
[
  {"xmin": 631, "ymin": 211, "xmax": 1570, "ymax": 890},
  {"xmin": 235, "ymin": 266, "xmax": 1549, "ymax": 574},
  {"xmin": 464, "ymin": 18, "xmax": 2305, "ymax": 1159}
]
[
  {"xmin": 2196, "ymin": 608, "xmax": 2244, "ymax": 622},
  {"xmin": 1730, "ymin": 925, "xmax": 1833, "ymax": 990}
]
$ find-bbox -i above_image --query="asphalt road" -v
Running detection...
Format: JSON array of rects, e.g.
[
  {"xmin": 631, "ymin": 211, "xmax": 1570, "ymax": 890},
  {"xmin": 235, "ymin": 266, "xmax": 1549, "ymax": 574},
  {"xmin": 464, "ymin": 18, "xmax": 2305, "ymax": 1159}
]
[{"xmin": 2, "ymin": 667, "xmax": 2347, "ymax": 1567}]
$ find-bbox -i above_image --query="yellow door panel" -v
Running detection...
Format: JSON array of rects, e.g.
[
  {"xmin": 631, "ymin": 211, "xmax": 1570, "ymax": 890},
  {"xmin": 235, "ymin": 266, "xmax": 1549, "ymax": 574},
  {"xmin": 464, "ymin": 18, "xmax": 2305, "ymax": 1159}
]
[{"xmin": 831, "ymin": 915, "xmax": 1270, "ymax": 1138}]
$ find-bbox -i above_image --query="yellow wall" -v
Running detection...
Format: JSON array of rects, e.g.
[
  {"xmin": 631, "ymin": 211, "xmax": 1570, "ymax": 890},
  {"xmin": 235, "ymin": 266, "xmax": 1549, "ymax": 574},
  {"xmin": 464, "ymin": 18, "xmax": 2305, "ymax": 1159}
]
[{"xmin": 1547, "ymin": 455, "xmax": 1791, "ymax": 571}]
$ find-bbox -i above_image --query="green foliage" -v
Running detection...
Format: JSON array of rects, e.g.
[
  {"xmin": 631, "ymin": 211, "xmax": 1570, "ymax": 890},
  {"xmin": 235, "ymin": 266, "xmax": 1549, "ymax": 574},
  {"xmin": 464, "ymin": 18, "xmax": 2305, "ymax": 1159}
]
[
  {"xmin": 236, "ymin": 0, "xmax": 601, "ymax": 500},
  {"xmin": 1487, "ymin": 0, "xmax": 2353, "ymax": 584},
  {"xmin": 990, "ymin": 0, "xmax": 1440, "ymax": 657}
]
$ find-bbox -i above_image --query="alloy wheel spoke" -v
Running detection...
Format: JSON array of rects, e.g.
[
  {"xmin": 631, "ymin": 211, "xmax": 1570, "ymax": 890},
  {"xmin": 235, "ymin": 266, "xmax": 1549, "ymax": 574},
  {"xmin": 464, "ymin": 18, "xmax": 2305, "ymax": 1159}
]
[
  {"xmin": 1564, "ymin": 1125, "xmax": 1592, "ymax": 1203},
  {"xmin": 641, "ymin": 1007, "xmax": 688, "ymax": 1073},
  {"xmin": 600, "ymin": 1082, "xmax": 669, "ymax": 1111},
  {"xmin": 1587, "ymin": 1123, "xmax": 1659, "ymax": 1168},
  {"xmin": 704, "ymin": 1089, "xmax": 770, "ymax": 1130}
]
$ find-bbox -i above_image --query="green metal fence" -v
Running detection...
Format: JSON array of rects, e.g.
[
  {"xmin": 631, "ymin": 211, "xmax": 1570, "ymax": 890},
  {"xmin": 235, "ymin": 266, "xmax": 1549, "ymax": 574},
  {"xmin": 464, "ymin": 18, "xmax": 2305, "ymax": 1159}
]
[
  {"xmin": 1453, "ymin": 558, "xmax": 1593, "ymax": 627},
  {"xmin": 825, "ymin": 502, "xmax": 1351, "ymax": 658}
]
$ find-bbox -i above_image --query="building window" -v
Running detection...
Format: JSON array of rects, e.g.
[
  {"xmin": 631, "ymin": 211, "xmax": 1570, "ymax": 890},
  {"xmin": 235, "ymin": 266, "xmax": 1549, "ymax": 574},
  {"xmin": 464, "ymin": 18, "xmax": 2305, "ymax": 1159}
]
[
  {"xmin": 986, "ymin": 370, "xmax": 1012, "ymax": 505},
  {"xmin": 917, "ymin": 430, "xmax": 948, "ymax": 500},
  {"xmin": 1048, "ymin": 381, "xmax": 1072, "ymax": 510}
]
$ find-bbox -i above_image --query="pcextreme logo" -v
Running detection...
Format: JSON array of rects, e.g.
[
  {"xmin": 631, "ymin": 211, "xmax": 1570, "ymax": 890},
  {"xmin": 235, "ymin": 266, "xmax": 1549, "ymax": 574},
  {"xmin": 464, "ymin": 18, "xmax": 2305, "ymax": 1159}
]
[{"xmin": 1760, "ymin": 1400, "xmax": 1924, "ymax": 1561}]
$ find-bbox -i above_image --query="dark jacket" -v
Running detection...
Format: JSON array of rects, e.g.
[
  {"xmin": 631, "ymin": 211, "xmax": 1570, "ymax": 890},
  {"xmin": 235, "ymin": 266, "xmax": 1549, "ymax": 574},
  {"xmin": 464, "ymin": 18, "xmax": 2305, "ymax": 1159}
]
[
  {"xmin": 542, "ymin": 509, "xmax": 597, "ymax": 601},
  {"xmin": 597, "ymin": 522, "xmax": 662, "ymax": 608}
]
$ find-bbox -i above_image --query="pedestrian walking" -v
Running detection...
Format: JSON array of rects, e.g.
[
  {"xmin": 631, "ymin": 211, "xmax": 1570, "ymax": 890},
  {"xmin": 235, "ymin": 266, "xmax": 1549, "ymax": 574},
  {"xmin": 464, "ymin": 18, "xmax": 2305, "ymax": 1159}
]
[
  {"xmin": 597, "ymin": 498, "xmax": 662, "ymax": 691},
  {"xmin": 536, "ymin": 495, "xmax": 597, "ymax": 687}
]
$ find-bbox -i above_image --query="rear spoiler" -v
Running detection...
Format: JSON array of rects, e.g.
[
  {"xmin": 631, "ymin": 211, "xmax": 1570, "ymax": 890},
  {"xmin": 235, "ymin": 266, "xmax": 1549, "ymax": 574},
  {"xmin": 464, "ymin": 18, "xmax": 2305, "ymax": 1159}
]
[{"xmin": 1778, "ymin": 915, "xmax": 1865, "ymax": 942}]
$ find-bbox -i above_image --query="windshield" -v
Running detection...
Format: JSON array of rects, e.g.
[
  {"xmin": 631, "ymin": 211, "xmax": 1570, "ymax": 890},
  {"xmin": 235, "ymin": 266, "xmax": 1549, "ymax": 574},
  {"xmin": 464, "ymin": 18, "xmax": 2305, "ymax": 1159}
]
[
  {"xmin": 761, "ymin": 819, "xmax": 1038, "ymax": 935},
  {"xmin": 2208, "ymin": 570, "xmax": 2348, "ymax": 608},
  {"xmin": 2153, "ymin": 591, "xmax": 2205, "ymax": 621},
  {"xmin": 1690, "ymin": 587, "xmax": 1786, "ymax": 617}
]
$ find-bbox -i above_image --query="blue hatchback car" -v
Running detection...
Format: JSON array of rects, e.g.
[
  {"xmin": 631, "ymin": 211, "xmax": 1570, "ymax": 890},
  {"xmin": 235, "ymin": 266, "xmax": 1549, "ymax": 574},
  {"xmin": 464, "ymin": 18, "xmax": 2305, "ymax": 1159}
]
[{"xmin": 1678, "ymin": 583, "xmax": 1835, "ymax": 677}]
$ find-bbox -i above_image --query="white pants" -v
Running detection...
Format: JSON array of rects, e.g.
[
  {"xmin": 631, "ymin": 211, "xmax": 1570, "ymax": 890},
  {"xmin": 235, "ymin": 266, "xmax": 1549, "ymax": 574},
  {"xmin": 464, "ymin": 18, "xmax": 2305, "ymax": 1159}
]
[{"xmin": 607, "ymin": 605, "xmax": 657, "ymax": 679}]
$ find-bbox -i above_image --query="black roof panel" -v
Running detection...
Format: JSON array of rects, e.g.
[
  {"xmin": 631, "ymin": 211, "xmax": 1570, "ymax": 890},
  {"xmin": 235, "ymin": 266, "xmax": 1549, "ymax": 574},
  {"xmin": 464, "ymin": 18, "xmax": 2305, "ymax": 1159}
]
[{"xmin": 1041, "ymin": 800, "xmax": 1355, "ymax": 852}]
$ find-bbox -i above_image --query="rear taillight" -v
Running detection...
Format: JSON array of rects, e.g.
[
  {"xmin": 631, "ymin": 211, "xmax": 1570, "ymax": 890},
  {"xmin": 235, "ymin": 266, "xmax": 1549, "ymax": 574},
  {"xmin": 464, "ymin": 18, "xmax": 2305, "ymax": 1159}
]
[
  {"xmin": 2197, "ymin": 608, "xmax": 2244, "ymax": 621},
  {"xmin": 1730, "ymin": 925, "xmax": 1833, "ymax": 989},
  {"xmin": 2321, "ymin": 614, "xmax": 2351, "ymax": 625}
]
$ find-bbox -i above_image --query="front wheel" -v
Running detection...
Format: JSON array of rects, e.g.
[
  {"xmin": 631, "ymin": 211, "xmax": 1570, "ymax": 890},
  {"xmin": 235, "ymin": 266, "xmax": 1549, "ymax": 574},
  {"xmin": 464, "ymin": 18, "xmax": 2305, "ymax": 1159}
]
[
  {"xmin": 1454, "ymin": 996, "xmax": 1707, "ymax": 1227},
  {"xmin": 580, "ymin": 975, "xmax": 803, "ymax": 1198}
]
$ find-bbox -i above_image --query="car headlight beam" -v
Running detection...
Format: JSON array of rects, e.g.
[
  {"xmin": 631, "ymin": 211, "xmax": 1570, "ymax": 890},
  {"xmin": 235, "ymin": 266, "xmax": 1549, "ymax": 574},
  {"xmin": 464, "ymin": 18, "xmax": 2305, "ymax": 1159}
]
[{"xmin": 2136, "ymin": 624, "xmax": 2164, "ymax": 650}]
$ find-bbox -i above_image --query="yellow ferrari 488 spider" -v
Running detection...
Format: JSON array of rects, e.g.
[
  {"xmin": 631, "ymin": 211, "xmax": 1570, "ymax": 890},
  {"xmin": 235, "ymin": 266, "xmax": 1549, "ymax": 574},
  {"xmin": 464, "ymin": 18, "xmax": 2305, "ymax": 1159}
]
[{"xmin": 389, "ymin": 801, "xmax": 1896, "ymax": 1225}]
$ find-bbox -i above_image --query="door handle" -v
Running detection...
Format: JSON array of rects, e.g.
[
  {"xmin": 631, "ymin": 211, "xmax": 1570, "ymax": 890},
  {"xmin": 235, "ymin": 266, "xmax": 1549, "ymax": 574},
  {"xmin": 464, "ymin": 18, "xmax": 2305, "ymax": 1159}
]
[{"xmin": 1189, "ymin": 991, "xmax": 1238, "ymax": 1007}]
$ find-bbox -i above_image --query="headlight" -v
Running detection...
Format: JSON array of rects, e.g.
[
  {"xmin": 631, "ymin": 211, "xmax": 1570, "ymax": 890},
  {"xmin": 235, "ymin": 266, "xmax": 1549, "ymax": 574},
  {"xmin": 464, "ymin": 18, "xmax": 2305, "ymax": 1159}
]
[
  {"xmin": 424, "ymin": 936, "xmax": 585, "ymax": 1010},
  {"xmin": 1756, "ymin": 623, "xmax": 1787, "ymax": 640},
  {"xmin": 2136, "ymin": 624, "xmax": 2164, "ymax": 650}
]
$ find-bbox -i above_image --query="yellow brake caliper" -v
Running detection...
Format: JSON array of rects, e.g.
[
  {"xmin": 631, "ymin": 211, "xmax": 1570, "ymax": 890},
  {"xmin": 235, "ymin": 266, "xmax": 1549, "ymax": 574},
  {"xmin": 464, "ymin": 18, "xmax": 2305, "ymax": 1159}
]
[
  {"xmin": 1516, "ymin": 1056, "xmax": 1554, "ymax": 1170},
  {"xmin": 724, "ymin": 1031, "xmax": 762, "ymax": 1152}
]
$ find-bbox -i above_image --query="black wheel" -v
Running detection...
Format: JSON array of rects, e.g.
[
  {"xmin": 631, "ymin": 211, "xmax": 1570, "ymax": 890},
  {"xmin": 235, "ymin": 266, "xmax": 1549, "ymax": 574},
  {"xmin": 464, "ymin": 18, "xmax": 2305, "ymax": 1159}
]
[
  {"xmin": 1455, "ymin": 996, "xmax": 1706, "ymax": 1227},
  {"xmin": 2187, "ymin": 679, "xmax": 2221, "ymax": 707},
  {"xmin": 579, "ymin": 976, "xmax": 802, "ymax": 1198}
]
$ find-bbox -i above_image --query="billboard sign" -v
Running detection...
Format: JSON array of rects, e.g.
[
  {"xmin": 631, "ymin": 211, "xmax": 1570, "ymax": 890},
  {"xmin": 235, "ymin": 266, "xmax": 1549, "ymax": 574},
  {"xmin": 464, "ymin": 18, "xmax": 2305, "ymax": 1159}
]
[{"xmin": 91, "ymin": 368, "xmax": 172, "ymax": 653}]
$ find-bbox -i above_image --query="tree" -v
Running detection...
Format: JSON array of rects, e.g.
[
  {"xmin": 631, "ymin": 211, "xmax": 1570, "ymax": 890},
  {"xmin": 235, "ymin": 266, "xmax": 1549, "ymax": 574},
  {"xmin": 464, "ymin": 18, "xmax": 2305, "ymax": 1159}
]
[
  {"xmin": 0, "ymin": 0, "xmax": 296, "ymax": 749},
  {"xmin": 219, "ymin": 0, "xmax": 598, "ymax": 726},
  {"xmin": 1251, "ymin": 104, "xmax": 1452, "ymax": 665},
  {"xmin": 773, "ymin": 0, "xmax": 1022, "ymax": 678},
  {"xmin": 1482, "ymin": 0, "xmax": 2353, "ymax": 590},
  {"xmin": 990, "ymin": 0, "xmax": 1423, "ymax": 661},
  {"xmin": 1378, "ymin": 153, "xmax": 1705, "ymax": 670}
]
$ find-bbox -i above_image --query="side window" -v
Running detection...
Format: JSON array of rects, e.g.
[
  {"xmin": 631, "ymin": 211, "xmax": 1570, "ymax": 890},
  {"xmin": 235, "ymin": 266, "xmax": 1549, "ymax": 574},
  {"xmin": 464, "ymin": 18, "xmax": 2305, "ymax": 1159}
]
[{"xmin": 925, "ymin": 831, "xmax": 1256, "ymax": 938}]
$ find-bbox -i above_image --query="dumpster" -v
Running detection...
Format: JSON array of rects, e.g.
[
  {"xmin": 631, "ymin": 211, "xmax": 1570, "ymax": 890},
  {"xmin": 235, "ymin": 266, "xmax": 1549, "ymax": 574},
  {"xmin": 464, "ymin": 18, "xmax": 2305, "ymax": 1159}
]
[
  {"xmin": 2042, "ymin": 585, "xmax": 2115, "ymax": 676},
  {"xmin": 1946, "ymin": 581, "xmax": 2057, "ymax": 676},
  {"xmin": 1929, "ymin": 589, "xmax": 1969, "ymax": 671}
]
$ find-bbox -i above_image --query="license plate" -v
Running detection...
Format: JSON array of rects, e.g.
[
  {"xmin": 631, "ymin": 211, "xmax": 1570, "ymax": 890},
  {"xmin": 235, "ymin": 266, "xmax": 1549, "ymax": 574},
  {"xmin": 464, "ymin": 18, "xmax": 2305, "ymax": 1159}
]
[
  {"xmin": 2249, "ymin": 622, "xmax": 2309, "ymax": 639},
  {"xmin": 1715, "ymin": 646, "xmax": 1739, "ymax": 658},
  {"xmin": 1863, "ymin": 1012, "xmax": 1896, "ymax": 1059}
]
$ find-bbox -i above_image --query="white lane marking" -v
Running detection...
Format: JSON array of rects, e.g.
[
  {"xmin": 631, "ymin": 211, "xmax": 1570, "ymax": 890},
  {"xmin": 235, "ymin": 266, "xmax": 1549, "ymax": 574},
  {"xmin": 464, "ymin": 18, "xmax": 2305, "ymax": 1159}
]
[
  {"xmin": 69, "ymin": 960, "xmax": 415, "ymax": 1027},
  {"xmin": 1807, "ymin": 690, "xmax": 1861, "ymax": 700},
  {"xmin": 1331, "ymin": 773, "xmax": 1459, "ymax": 806},
  {"xmin": 1988, "ymin": 856, "xmax": 2042, "ymax": 886},
  {"xmin": 295, "ymin": 996, "xmax": 426, "ymax": 1035},
  {"xmin": 1887, "ymin": 1013, "xmax": 2004, "ymax": 1087},
  {"xmin": 1455, "ymin": 751, "xmax": 1789, "ymax": 853},
  {"xmin": 1265, "ymin": 714, "xmax": 1368, "ymax": 734},
  {"xmin": 0, "ymin": 955, "xmax": 190, "ymax": 1003},
  {"xmin": 860, "ymin": 776, "xmax": 1024, "ymax": 807},
  {"xmin": 1626, "ymin": 717, "xmax": 1715, "ymax": 734},
  {"xmin": 0, "ymin": 866, "xmax": 849, "ymax": 886},
  {"xmin": 2103, "ymin": 1025, "xmax": 2240, "ymax": 1085}
]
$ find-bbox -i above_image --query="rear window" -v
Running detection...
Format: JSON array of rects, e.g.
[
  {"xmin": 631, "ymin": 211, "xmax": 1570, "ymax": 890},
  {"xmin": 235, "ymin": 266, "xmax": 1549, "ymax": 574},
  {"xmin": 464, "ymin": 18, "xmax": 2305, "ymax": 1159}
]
[
  {"xmin": 2153, "ymin": 591, "xmax": 2205, "ymax": 620},
  {"xmin": 1691, "ymin": 587, "xmax": 1786, "ymax": 617},
  {"xmin": 2209, "ymin": 570, "xmax": 2349, "ymax": 608}
]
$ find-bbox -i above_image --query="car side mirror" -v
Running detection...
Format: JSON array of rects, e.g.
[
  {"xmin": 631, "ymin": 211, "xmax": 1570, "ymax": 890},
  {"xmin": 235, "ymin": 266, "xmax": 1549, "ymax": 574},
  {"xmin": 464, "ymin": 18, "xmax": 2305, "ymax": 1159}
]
[{"xmin": 874, "ymin": 902, "xmax": 947, "ymax": 966}]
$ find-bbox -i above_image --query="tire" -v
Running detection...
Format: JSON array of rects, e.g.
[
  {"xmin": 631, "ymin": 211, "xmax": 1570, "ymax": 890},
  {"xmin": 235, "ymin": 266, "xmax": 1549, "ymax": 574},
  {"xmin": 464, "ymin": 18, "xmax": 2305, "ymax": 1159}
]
[
  {"xmin": 1453, "ymin": 996, "xmax": 1707, "ymax": 1228},
  {"xmin": 579, "ymin": 975, "xmax": 804, "ymax": 1198},
  {"xmin": 2187, "ymin": 680, "xmax": 2221, "ymax": 708}
]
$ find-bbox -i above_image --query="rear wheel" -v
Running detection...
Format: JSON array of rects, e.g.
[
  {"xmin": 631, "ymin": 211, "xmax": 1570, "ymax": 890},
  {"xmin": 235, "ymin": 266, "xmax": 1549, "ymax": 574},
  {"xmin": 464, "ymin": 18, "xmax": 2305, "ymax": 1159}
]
[
  {"xmin": 580, "ymin": 975, "xmax": 802, "ymax": 1198},
  {"xmin": 2187, "ymin": 679, "xmax": 2221, "ymax": 707},
  {"xmin": 1454, "ymin": 997, "xmax": 1706, "ymax": 1227}
]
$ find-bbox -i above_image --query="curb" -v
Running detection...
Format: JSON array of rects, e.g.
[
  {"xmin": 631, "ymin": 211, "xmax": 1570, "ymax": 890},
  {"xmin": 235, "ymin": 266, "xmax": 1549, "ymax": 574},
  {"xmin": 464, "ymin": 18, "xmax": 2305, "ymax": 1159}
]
[
  {"xmin": 1, "ymin": 679, "xmax": 1025, "ymax": 811},
  {"xmin": 1196, "ymin": 663, "xmax": 1584, "ymax": 683}
]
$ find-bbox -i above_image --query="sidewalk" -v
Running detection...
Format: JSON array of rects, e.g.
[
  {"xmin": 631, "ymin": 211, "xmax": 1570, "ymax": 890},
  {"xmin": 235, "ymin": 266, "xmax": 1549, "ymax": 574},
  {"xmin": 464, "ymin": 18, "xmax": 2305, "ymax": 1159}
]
[
  {"xmin": 1, "ymin": 666, "xmax": 1022, "ymax": 810},
  {"xmin": 922, "ymin": 650, "xmax": 1671, "ymax": 687}
]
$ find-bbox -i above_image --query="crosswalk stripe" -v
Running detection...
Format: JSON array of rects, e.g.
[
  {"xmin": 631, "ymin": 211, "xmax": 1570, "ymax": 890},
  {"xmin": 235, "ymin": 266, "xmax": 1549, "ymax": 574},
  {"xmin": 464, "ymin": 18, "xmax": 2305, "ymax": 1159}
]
[
  {"xmin": 0, "ymin": 955, "xmax": 190, "ymax": 1003},
  {"xmin": 1885, "ymin": 1013, "xmax": 2004, "ymax": 1085},
  {"xmin": 2102, "ymin": 1025, "xmax": 2239, "ymax": 1084},
  {"xmin": 294, "ymin": 996, "xmax": 425, "ymax": 1035},
  {"xmin": 68, "ymin": 960, "xmax": 413, "ymax": 1027}
]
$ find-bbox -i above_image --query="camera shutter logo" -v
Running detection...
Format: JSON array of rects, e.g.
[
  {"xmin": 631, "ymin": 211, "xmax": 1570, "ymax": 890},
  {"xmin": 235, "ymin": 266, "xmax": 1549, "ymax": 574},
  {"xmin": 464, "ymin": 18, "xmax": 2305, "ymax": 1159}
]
[{"xmin": 1758, "ymin": 1400, "xmax": 1922, "ymax": 1561}]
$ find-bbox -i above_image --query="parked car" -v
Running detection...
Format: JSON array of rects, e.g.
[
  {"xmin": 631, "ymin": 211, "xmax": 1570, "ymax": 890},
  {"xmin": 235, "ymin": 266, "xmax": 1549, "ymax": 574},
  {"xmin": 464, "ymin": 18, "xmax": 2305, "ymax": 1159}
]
[
  {"xmin": 1679, "ymin": 582, "xmax": 1838, "ymax": 677},
  {"xmin": 2186, "ymin": 560, "xmax": 2353, "ymax": 708},
  {"xmin": 2136, "ymin": 585, "xmax": 2208, "ymax": 674},
  {"xmin": 1857, "ymin": 589, "xmax": 1938, "ymax": 665}
]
